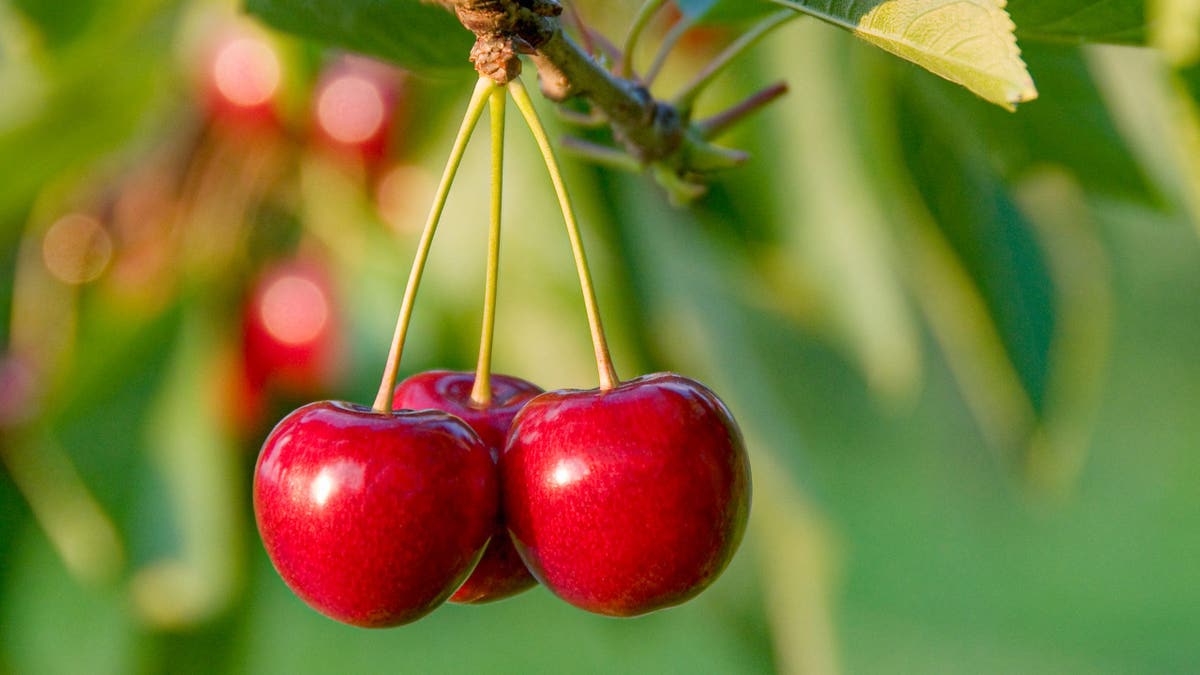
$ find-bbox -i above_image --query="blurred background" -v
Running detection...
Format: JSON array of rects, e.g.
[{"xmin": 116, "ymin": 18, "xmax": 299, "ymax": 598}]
[{"xmin": 1, "ymin": 0, "xmax": 1198, "ymax": 672}]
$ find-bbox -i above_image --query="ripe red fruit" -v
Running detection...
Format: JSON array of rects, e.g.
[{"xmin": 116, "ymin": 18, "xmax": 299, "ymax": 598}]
[
  {"xmin": 253, "ymin": 401, "xmax": 497, "ymax": 627},
  {"xmin": 502, "ymin": 372, "xmax": 751, "ymax": 617},
  {"xmin": 393, "ymin": 370, "xmax": 543, "ymax": 604},
  {"xmin": 241, "ymin": 259, "xmax": 340, "ymax": 397},
  {"xmin": 312, "ymin": 57, "xmax": 404, "ymax": 167},
  {"xmin": 200, "ymin": 27, "xmax": 283, "ymax": 129}
]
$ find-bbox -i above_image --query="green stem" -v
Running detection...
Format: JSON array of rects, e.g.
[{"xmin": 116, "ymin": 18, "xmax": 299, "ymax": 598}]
[
  {"xmin": 672, "ymin": 9, "xmax": 795, "ymax": 112},
  {"xmin": 621, "ymin": 0, "xmax": 669, "ymax": 78},
  {"xmin": 470, "ymin": 86, "xmax": 508, "ymax": 406},
  {"xmin": 373, "ymin": 77, "xmax": 496, "ymax": 412},
  {"xmin": 509, "ymin": 77, "xmax": 619, "ymax": 390}
]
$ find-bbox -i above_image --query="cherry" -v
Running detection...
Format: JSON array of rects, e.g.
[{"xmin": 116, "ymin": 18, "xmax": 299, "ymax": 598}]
[
  {"xmin": 502, "ymin": 372, "xmax": 751, "ymax": 617},
  {"xmin": 312, "ymin": 57, "xmax": 404, "ymax": 168},
  {"xmin": 392, "ymin": 370, "xmax": 543, "ymax": 604},
  {"xmin": 253, "ymin": 400, "xmax": 497, "ymax": 627},
  {"xmin": 200, "ymin": 27, "xmax": 283, "ymax": 129},
  {"xmin": 241, "ymin": 259, "xmax": 340, "ymax": 397}
]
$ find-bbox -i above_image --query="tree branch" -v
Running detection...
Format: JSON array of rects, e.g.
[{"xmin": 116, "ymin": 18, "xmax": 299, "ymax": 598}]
[{"xmin": 447, "ymin": 0, "xmax": 761, "ymax": 200}]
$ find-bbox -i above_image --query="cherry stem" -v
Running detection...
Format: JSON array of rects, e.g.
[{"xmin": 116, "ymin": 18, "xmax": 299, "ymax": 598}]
[
  {"xmin": 621, "ymin": 0, "xmax": 669, "ymax": 78},
  {"xmin": 672, "ymin": 9, "xmax": 794, "ymax": 113},
  {"xmin": 470, "ymin": 86, "xmax": 508, "ymax": 407},
  {"xmin": 509, "ymin": 77, "xmax": 619, "ymax": 391},
  {"xmin": 373, "ymin": 77, "xmax": 496, "ymax": 412}
]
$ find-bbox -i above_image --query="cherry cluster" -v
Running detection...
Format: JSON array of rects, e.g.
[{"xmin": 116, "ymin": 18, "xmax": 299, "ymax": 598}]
[
  {"xmin": 252, "ymin": 76, "xmax": 751, "ymax": 627},
  {"xmin": 255, "ymin": 368, "xmax": 749, "ymax": 626}
]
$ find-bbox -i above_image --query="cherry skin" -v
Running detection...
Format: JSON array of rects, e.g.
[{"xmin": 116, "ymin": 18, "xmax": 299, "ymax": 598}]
[
  {"xmin": 253, "ymin": 400, "xmax": 496, "ymax": 627},
  {"xmin": 502, "ymin": 372, "xmax": 751, "ymax": 617},
  {"xmin": 393, "ymin": 370, "xmax": 543, "ymax": 604}
]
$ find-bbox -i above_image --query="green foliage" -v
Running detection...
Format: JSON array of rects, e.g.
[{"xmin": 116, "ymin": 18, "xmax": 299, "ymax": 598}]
[
  {"xmin": 10, "ymin": 0, "xmax": 104, "ymax": 47},
  {"xmin": 1009, "ymin": 0, "xmax": 1146, "ymax": 44},
  {"xmin": 243, "ymin": 0, "xmax": 471, "ymax": 73},
  {"xmin": 2, "ymin": 0, "xmax": 1200, "ymax": 673},
  {"xmin": 770, "ymin": 0, "xmax": 1036, "ymax": 109}
]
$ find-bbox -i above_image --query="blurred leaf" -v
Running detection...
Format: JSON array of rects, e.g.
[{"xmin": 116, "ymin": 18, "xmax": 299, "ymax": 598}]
[
  {"xmin": 49, "ymin": 299, "xmax": 184, "ymax": 539},
  {"xmin": 1009, "ymin": 0, "xmax": 1145, "ymax": 45},
  {"xmin": 243, "ymin": 0, "xmax": 472, "ymax": 74},
  {"xmin": 0, "ymin": 1, "xmax": 177, "ymax": 243},
  {"xmin": 1083, "ymin": 43, "xmax": 1200, "ymax": 234},
  {"xmin": 1, "ymin": 428, "xmax": 124, "ymax": 585},
  {"xmin": 1179, "ymin": 60, "xmax": 1200, "ymax": 101},
  {"xmin": 758, "ymin": 20, "xmax": 922, "ymax": 404},
  {"xmin": 132, "ymin": 309, "xmax": 244, "ymax": 629},
  {"xmin": 877, "ymin": 46, "xmax": 1116, "ymax": 485},
  {"xmin": 10, "ymin": 0, "xmax": 104, "ymax": 48},
  {"xmin": 752, "ymin": 454, "xmax": 840, "ymax": 675},
  {"xmin": 1013, "ymin": 170, "xmax": 1113, "ymax": 495},
  {"xmin": 1, "ymin": 525, "xmax": 135, "ymax": 675},
  {"xmin": 771, "ymin": 0, "xmax": 1037, "ymax": 109},
  {"xmin": 911, "ymin": 43, "xmax": 1158, "ymax": 205},
  {"xmin": 899, "ymin": 75, "xmax": 1056, "ymax": 438}
]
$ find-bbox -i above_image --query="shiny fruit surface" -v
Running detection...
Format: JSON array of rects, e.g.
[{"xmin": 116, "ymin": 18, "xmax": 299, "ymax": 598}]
[
  {"xmin": 393, "ymin": 370, "xmax": 542, "ymax": 603},
  {"xmin": 253, "ymin": 400, "xmax": 496, "ymax": 627},
  {"xmin": 502, "ymin": 372, "xmax": 751, "ymax": 617}
]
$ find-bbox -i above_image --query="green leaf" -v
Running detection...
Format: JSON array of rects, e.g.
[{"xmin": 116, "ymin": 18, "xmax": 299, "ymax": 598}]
[
  {"xmin": 0, "ymin": 0, "xmax": 176, "ymax": 242},
  {"xmin": 1009, "ymin": 0, "xmax": 1145, "ymax": 45},
  {"xmin": 770, "ymin": 0, "xmax": 1036, "ymax": 110},
  {"xmin": 910, "ymin": 43, "xmax": 1158, "ymax": 205},
  {"xmin": 898, "ymin": 82, "xmax": 1057, "ymax": 417},
  {"xmin": 10, "ymin": 0, "xmax": 104, "ymax": 48},
  {"xmin": 243, "ymin": 0, "xmax": 471, "ymax": 74}
]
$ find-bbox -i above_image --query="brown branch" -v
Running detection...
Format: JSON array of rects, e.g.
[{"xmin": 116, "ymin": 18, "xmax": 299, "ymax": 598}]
[{"xmin": 446, "ymin": 0, "xmax": 764, "ymax": 199}]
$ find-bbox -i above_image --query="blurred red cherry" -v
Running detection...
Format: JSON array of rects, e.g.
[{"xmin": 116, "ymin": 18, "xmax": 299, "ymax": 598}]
[
  {"xmin": 200, "ymin": 27, "xmax": 283, "ymax": 130},
  {"xmin": 311, "ymin": 57, "xmax": 405, "ymax": 168},
  {"xmin": 241, "ymin": 259, "xmax": 341, "ymax": 399}
]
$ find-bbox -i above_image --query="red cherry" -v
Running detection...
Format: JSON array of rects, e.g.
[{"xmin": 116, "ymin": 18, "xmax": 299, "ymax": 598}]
[
  {"xmin": 312, "ymin": 57, "xmax": 404, "ymax": 167},
  {"xmin": 393, "ymin": 370, "xmax": 543, "ymax": 604},
  {"xmin": 241, "ymin": 259, "xmax": 340, "ymax": 396},
  {"xmin": 201, "ymin": 28, "xmax": 283, "ymax": 129},
  {"xmin": 253, "ymin": 401, "xmax": 497, "ymax": 627},
  {"xmin": 502, "ymin": 372, "xmax": 751, "ymax": 617}
]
